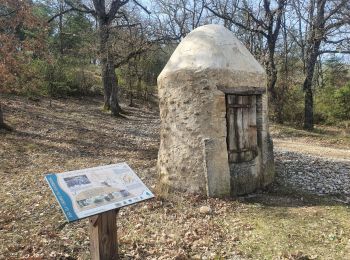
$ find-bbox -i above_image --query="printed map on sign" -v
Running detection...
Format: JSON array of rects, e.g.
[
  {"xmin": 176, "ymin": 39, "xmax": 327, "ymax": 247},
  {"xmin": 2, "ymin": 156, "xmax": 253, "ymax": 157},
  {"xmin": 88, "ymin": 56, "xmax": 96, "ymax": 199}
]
[{"xmin": 45, "ymin": 163, "xmax": 154, "ymax": 222}]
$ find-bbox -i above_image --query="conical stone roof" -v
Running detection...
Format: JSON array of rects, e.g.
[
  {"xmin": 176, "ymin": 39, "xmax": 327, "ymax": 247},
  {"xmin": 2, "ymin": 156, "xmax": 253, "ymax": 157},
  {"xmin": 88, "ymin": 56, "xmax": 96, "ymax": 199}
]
[{"xmin": 158, "ymin": 24, "xmax": 265, "ymax": 84}]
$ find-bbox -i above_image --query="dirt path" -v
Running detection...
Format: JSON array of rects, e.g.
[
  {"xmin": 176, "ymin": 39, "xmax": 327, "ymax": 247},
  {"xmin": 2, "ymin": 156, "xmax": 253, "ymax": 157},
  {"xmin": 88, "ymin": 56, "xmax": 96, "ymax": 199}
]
[{"xmin": 273, "ymin": 138, "xmax": 350, "ymax": 161}]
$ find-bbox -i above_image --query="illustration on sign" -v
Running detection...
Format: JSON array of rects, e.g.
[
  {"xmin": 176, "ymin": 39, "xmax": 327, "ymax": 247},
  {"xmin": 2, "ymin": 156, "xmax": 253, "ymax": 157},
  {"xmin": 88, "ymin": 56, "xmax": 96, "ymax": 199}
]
[{"xmin": 45, "ymin": 163, "xmax": 154, "ymax": 222}]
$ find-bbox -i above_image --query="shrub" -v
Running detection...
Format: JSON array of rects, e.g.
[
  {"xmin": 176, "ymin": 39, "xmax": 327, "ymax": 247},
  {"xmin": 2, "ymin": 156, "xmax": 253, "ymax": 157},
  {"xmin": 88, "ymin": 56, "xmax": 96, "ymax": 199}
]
[
  {"xmin": 315, "ymin": 82, "xmax": 350, "ymax": 124},
  {"xmin": 43, "ymin": 59, "xmax": 102, "ymax": 97},
  {"xmin": 333, "ymin": 83, "xmax": 350, "ymax": 120},
  {"xmin": 280, "ymin": 85, "xmax": 305, "ymax": 126},
  {"xmin": 66, "ymin": 66, "xmax": 102, "ymax": 96},
  {"xmin": 44, "ymin": 60, "xmax": 71, "ymax": 97}
]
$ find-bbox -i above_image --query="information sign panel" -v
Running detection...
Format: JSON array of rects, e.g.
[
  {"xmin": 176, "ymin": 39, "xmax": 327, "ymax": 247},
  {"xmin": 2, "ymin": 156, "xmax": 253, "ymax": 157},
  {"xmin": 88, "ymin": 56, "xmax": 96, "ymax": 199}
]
[{"xmin": 45, "ymin": 163, "xmax": 154, "ymax": 222}]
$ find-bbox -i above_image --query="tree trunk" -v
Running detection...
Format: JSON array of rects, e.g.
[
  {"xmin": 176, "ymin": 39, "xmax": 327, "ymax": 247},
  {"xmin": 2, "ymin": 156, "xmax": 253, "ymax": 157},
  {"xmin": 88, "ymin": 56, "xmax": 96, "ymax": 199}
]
[
  {"xmin": 266, "ymin": 41, "xmax": 280, "ymax": 123},
  {"xmin": 304, "ymin": 84, "xmax": 314, "ymax": 130},
  {"xmin": 129, "ymin": 77, "xmax": 134, "ymax": 107},
  {"xmin": 0, "ymin": 102, "xmax": 12, "ymax": 131},
  {"xmin": 99, "ymin": 18, "xmax": 121, "ymax": 115},
  {"xmin": 110, "ymin": 68, "xmax": 122, "ymax": 116},
  {"xmin": 303, "ymin": 46, "xmax": 321, "ymax": 130},
  {"xmin": 101, "ymin": 58, "xmax": 112, "ymax": 110},
  {"xmin": 303, "ymin": 50, "xmax": 318, "ymax": 130},
  {"xmin": 266, "ymin": 63, "xmax": 278, "ymax": 118},
  {"xmin": 129, "ymin": 91, "xmax": 133, "ymax": 106},
  {"xmin": 302, "ymin": 0, "xmax": 325, "ymax": 130},
  {"xmin": 137, "ymin": 76, "xmax": 142, "ymax": 99},
  {"xmin": 99, "ymin": 20, "xmax": 111, "ymax": 110},
  {"xmin": 275, "ymin": 103, "xmax": 284, "ymax": 124},
  {"xmin": 0, "ymin": 102, "xmax": 4, "ymax": 127},
  {"xmin": 59, "ymin": 0, "xmax": 64, "ymax": 56}
]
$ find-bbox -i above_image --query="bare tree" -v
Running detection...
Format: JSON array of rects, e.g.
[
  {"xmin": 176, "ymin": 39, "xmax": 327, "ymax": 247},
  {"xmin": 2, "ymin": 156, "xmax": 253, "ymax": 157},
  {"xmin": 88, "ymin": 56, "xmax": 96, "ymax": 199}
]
[
  {"xmin": 49, "ymin": 0, "xmax": 150, "ymax": 116},
  {"xmin": 275, "ymin": 8, "xmax": 290, "ymax": 124},
  {"xmin": 205, "ymin": 0, "xmax": 287, "ymax": 123},
  {"xmin": 109, "ymin": 14, "xmax": 155, "ymax": 105},
  {"xmin": 0, "ymin": 101, "xmax": 12, "ymax": 131},
  {"xmin": 0, "ymin": 101, "xmax": 5, "ymax": 129},
  {"xmin": 57, "ymin": 0, "xmax": 67, "ymax": 55},
  {"xmin": 291, "ymin": 0, "xmax": 350, "ymax": 129},
  {"xmin": 155, "ymin": 0, "xmax": 208, "ymax": 41}
]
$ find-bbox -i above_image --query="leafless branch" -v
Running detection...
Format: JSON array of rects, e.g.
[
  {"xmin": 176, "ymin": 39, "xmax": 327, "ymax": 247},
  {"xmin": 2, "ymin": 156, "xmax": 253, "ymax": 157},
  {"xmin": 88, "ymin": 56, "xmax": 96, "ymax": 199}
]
[
  {"xmin": 133, "ymin": 0, "xmax": 151, "ymax": 15},
  {"xmin": 48, "ymin": 8, "xmax": 74, "ymax": 23},
  {"xmin": 48, "ymin": 0, "xmax": 97, "ymax": 23},
  {"xmin": 204, "ymin": 4, "xmax": 268, "ymax": 37},
  {"xmin": 0, "ymin": 8, "xmax": 18, "ymax": 17}
]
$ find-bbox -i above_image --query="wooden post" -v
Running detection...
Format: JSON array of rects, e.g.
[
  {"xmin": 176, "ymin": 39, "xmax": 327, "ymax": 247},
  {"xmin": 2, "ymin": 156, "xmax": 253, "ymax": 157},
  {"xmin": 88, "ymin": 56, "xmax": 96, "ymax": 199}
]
[{"xmin": 89, "ymin": 209, "xmax": 119, "ymax": 260}]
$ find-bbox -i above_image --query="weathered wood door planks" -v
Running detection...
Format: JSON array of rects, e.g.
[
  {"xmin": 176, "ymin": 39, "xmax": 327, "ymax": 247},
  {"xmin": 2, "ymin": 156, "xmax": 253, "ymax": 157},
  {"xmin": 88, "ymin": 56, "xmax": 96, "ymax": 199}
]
[{"xmin": 226, "ymin": 95, "xmax": 258, "ymax": 163}]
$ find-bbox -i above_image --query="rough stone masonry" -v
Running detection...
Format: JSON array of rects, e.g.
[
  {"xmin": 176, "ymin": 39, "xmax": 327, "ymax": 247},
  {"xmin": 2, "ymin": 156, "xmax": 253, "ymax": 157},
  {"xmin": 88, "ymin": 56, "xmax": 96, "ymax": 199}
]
[{"xmin": 157, "ymin": 24, "xmax": 274, "ymax": 198}]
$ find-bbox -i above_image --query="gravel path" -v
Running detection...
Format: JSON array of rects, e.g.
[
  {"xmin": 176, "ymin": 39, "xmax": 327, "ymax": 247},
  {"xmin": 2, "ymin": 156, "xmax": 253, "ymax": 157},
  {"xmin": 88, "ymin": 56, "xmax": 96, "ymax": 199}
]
[{"xmin": 274, "ymin": 148, "xmax": 350, "ymax": 200}]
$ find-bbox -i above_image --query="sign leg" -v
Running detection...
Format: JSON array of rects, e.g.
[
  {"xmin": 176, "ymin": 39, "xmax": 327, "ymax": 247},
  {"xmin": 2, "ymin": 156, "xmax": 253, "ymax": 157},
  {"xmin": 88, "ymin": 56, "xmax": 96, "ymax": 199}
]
[{"xmin": 89, "ymin": 209, "xmax": 119, "ymax": 260}]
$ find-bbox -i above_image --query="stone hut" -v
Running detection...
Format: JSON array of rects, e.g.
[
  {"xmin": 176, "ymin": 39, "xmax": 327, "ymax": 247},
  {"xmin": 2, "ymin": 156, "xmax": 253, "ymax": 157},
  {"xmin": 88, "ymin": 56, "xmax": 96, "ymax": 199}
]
[{"xmin": 157, "ymin": 24, "xmax": 274, "ymax": 198}]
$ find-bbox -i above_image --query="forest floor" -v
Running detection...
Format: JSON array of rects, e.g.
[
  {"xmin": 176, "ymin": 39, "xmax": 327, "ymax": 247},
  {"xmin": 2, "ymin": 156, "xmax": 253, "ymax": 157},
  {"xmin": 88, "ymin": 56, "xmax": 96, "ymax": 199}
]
[{"xmin": 1, "ymin": 95, "xmax": 350, "ymax": 260}]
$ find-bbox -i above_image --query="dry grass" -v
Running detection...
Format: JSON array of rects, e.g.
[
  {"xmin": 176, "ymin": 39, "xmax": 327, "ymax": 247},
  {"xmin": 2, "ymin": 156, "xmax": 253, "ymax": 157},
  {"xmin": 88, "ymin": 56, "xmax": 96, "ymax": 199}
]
[{"xmin": 1, "ymin": 95, "xmax": 350, "ymax": 260}]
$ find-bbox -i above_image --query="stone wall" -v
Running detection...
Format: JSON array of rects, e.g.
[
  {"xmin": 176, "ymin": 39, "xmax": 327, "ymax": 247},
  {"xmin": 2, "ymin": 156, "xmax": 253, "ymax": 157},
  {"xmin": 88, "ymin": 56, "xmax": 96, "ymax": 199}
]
[
  {"xmin": 158, "ymin": 69, "xmax": 229, "ymax": 196},
  {"xmin": 157, "ymin": 68, "xmax": 273, "ymax": 197},
  {"xmin": 157, "ymin": 24, "xmax": 275, "ymax": 198}
]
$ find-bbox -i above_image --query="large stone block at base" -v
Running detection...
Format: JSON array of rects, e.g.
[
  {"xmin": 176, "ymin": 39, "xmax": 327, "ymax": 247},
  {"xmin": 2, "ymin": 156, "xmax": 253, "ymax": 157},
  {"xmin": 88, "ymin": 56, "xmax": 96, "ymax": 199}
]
[{"xmin": 203, "ymin": 138, "xmax": 231, "ymax": 197}]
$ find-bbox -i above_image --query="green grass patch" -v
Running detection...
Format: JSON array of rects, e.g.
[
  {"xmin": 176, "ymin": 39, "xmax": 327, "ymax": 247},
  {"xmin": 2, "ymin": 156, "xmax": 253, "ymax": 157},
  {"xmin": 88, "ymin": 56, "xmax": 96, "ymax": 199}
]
[{"xmin": 227, "ymin": 195, "xmax": 350, "ymax": 259}]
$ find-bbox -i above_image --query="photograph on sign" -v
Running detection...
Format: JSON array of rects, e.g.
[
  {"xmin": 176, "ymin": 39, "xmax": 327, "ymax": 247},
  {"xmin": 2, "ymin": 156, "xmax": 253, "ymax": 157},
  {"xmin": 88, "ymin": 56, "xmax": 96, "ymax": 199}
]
[{"xmin": 45, "ymin": 163, "xmax": 154, "ymax": 222}]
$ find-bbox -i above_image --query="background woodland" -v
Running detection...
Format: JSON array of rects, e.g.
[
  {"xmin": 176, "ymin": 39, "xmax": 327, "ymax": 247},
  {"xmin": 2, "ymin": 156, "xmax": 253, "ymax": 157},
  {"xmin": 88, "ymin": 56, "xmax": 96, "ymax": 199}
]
[{"xmin": 1, "ymin": 0, "xmax": 350, "ymax": 130}]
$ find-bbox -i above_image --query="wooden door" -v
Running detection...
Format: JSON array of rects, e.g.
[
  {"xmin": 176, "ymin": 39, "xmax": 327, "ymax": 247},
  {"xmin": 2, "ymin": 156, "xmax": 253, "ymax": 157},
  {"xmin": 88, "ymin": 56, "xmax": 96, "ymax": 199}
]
[{"xmin": 226, "ymin": 95, "xmax": 258, "ymax": 163}]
